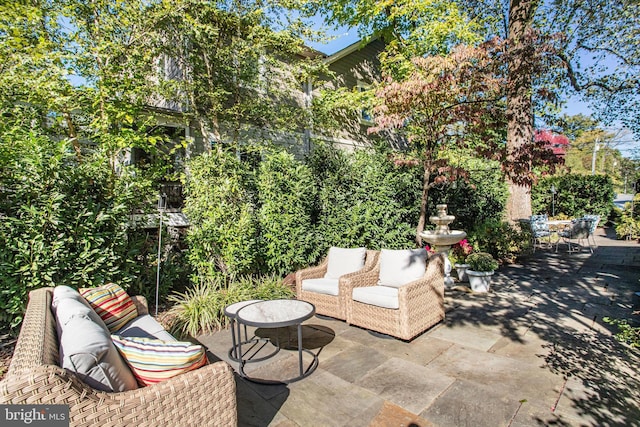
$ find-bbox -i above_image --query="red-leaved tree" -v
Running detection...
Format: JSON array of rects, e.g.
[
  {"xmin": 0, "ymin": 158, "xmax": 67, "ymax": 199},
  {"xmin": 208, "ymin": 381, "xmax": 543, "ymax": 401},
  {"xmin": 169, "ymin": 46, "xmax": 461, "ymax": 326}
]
[
  {"xmin": 370, "ymin": 38, "xmax": 562, "ymax": 244},
  {"xmin": 535, "ymin": 130, "xmax": 570, "ymax": 157},
  {"xmin": 369, "ymin": 40, "xmax": 506, "ymax": 244}
]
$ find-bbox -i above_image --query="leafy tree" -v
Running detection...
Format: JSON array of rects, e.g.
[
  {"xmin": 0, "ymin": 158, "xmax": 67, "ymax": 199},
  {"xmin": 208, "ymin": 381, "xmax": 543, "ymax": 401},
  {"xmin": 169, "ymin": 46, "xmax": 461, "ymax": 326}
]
[
  {"xmin": 308, "ymin": 0, "xmax": 563, "ymax": 229},
  {"xmin": 1, "ymin": 0, "xmax": 174, "ymax": 170},
  {"xmin": 535, "ymin": 130, "xmax": 569, "ymax": 157},
  {"xmin": 368, "ymin": 41, "xmax": 514, "ymax": 243},
  {"xmin": 0, "ymin": 1, "xmax": 170, "ymax": 331},
  {"xmin": 459, "ymin": 0, "xmax": 640, "ymax": 220},
  {"xmin": 307, "ymin": 0, "xmax": 481, "ymax": 59},
  {"xmin": 555, "ymin": 113, "xmax": 600, "ymax": 142},
  {"xmin": 147, "ymin": 0, "xmax": 322, "ymax": 149},
  {"xmin": 618, "ymin": 157, "xmax": 640, "ymax": 194}
]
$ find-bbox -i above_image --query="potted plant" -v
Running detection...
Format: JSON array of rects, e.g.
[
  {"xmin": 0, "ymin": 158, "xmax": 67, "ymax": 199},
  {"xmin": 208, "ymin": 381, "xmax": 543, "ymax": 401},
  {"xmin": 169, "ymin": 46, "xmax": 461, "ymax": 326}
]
[
  {"xmin": 449, "ymin": 239, "xmax": 474, "ymax": 282},
  {"xmin": 465, "ymin": 252, "xmax": 499, "ymax": 292}
]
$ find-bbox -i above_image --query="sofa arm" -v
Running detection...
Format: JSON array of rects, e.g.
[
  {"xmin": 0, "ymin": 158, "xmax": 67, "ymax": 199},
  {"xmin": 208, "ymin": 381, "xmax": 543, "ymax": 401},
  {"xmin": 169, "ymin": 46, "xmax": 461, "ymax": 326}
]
[
  {"xmin": 0, "ymin": 361, "xmax": 237, "ymax": 426},
  {"xmin": 130, "ymin": 295, "xmax": 149, "ymax": 316}
]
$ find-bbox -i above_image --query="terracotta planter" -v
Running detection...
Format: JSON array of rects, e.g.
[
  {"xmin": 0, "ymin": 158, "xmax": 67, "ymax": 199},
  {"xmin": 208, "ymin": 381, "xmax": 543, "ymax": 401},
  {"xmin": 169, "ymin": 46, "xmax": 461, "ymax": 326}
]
[{"xmin": 466, "ymin": 270, "xmax": 494, "ymax": 293}]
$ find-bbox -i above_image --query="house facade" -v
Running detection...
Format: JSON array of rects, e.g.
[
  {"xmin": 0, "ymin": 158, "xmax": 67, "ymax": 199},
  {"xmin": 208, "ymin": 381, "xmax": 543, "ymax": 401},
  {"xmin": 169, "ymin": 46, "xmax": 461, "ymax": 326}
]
[
  {"xmin": 124, "ymin": 37, "xmax": 387, "ymax": 210},
  {"xmin": 309, "ymin": 37, "xmax": 386, "ymax": 152},
  {"xmin": 134, "ymin": 37, "xmax": 385, "ymax": 162}
]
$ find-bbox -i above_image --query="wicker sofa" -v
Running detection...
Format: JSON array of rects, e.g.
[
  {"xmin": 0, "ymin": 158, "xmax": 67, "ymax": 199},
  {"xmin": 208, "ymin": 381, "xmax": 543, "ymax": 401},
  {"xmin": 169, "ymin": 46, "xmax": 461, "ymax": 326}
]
[{"xmin": 0, "ymin": 287, "xmax": 237, "ymax": 427}]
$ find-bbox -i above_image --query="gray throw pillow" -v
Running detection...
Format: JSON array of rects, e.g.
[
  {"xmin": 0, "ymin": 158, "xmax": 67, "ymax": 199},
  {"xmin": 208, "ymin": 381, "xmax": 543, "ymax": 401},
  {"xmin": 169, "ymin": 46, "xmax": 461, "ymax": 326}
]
[
  {"xmin": 53, "ymin": 285, "xmax": 109, "ymax": 335},
  {"xmin": 59, "ymin": 313, "xmax": 138, "ymax": 392}
]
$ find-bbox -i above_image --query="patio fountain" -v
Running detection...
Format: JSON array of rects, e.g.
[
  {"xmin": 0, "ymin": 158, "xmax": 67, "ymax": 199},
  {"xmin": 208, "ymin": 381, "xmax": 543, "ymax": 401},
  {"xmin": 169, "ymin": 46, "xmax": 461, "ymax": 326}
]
[{"xmin": 419, "ymin": 204, "xmax": 466, "ymax": 288}]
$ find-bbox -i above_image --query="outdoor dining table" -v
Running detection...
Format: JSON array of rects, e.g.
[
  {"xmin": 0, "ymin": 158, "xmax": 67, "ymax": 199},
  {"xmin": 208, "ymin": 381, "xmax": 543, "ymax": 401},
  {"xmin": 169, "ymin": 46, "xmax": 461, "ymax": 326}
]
[{"xmin": 546, "ymin": 219, "xmax": 573, "ymax": 228}]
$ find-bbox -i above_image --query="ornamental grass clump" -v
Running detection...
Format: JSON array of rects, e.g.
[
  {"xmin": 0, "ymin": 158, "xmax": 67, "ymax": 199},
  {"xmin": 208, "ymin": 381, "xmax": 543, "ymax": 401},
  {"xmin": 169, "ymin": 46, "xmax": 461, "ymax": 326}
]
[
  {"xmin": 167, "ymin": 274, "xmax": 294, "ymax": 339},
  {"xmin": 466, "ymin": 252, "xmax": 498, "ymax": 272}
]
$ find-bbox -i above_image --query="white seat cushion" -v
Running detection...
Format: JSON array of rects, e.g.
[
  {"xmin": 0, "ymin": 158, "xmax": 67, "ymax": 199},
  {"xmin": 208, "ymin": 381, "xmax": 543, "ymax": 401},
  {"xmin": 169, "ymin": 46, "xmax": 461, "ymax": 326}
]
[
  {"xmin": 301, "ymin": 278, "xmax": 340, "ymax": 296},
  {"xmin": 117, "ymin": 314, "xmax": 176, "ymax": 341},
  {"xmin": 352, "ymin": 286, "xmax": 399, "ymax": 309},
  {"xmin": 377, "ymin": 249, "xmax": 427, "ymax": 288},
  {"xmin": 324, "ymin": 247, "xmax": 366, "ymax": 279}
]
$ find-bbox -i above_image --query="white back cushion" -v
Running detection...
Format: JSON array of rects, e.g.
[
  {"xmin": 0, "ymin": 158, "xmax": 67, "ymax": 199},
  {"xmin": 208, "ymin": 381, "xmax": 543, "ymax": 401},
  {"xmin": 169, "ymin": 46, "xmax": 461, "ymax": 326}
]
[
  {"xmin": 378, "ymin": 249, "xmax": 427, "ymax": 288},
  {"xmin": 324, "ymin": 247, "xmax": 366, "ymax": 279}
]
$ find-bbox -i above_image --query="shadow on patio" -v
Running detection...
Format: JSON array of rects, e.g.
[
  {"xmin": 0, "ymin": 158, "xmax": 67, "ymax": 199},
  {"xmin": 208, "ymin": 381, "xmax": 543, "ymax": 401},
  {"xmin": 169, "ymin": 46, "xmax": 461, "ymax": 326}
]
[{"xmin": 198, "ymin": 226, "xmax": 640, "ymax": 426}]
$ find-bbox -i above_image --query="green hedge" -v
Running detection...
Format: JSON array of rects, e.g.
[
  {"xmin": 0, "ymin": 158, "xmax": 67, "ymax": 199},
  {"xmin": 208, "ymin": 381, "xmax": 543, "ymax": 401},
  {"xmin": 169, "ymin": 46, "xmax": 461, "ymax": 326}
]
[
  {"xmin": 308, "ymin": 144, "xmax": 422, "ymax": 252},
  {"xmin": 181, "ymin": 143, "xmax": 516, "ymax": 277},
  {"xmin": 428, "ymin": 160, "xmax": 507, "ymax": 234},
  {"xmin": 0, "ymin": 129, "xmax": 155, "ymax": 330},
  {"xmin": 532, "ymin": 175, "xmax": 614, "ymax": 218},
  {"xmin": 181, "ymin": 149, "xmax": 258, "ymax": 280},
  {"xmin": 257, "ymin": 151, "xmax": 318, "ymax": 275}
]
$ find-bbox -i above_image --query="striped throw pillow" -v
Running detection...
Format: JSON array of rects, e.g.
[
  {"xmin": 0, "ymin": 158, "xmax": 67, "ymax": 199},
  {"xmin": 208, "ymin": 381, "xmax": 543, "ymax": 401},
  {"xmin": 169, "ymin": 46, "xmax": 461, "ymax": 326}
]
[
  {"xmin": 81, "ymin": 283, "xmax": 138, "ymax": 333},
  {"xmin": 111, "ymin": 336, "xmax": 208, "ymax": 386}
]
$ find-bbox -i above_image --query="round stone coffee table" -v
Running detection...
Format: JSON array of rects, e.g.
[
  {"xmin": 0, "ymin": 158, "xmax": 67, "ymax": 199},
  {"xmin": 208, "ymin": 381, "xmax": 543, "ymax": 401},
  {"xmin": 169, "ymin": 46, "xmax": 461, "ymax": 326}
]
[
  {"xmin": 235, "ymin": 299, "xmax": 317, "ymax": 383},
  {"xmin": 224, "ymin": 299, "xmax": 277, "ymax": 363}
]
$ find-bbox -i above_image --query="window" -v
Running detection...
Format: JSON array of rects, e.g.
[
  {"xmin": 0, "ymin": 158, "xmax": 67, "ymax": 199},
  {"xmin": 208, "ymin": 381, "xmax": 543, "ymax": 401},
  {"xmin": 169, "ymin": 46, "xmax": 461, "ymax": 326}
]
[{"xmin": 357, "ymin": 81, "xmax": 373, "ymax": 124}]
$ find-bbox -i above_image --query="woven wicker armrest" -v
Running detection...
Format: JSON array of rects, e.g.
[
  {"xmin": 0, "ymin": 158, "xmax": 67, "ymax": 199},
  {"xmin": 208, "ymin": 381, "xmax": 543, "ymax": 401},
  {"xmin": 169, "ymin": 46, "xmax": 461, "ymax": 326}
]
[
  {"xmin": 397, "ymin": 273, "xmax": 443, "ymax": 306},
  {"xmin": 130, "ymin": 295, "xmax": 149, "ymax": 316},
  {"xmin": 397, "ymin": 254, "xmax": 445, "ymax": 307},
  {"xmin": 342, "ymin": 266, "xmax": 381, "ymax": 291},
  {"xmin": 295, "ymin": 258, "xmax": 329, "ymax": 295},
  {"xmin": 0, "ymin": 361, "xmax": 237, "ymax": 426}
]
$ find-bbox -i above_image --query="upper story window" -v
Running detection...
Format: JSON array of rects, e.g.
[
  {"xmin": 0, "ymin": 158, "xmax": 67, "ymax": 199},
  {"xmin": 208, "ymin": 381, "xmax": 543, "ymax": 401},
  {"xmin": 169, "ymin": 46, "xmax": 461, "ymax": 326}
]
[{"xmin": 357, "ymin": 80, "xmax": 374, "ymax": 125}]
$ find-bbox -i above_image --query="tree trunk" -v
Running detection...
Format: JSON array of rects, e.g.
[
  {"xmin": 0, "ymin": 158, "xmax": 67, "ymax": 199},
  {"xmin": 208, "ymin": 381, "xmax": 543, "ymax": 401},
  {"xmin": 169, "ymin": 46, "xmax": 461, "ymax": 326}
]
[
  {"xmin": 415, "ymin": 161, "xmax": 431, "ymax": 246},
  {"xmin": 63, "ymin": 109, "xmax": 82, "ymax": 162},
  {"xmin": 505, "ymin": 0, "xmax": 539, "ymax": 223}
]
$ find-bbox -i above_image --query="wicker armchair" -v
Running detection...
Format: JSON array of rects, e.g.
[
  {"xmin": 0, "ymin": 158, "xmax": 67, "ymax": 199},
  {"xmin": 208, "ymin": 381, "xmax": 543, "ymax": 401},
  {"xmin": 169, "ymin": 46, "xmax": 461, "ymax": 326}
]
[
  {"xmin": 0, "ymin": 288, "xmax": 238, "ymax": 427},
  {"xmin": 345, "ymin": 253, "xmax": 446, "ymax": 341},
  {"xmin": 295, "ymin": 249, "xmax": 379, "ymax": 320}
]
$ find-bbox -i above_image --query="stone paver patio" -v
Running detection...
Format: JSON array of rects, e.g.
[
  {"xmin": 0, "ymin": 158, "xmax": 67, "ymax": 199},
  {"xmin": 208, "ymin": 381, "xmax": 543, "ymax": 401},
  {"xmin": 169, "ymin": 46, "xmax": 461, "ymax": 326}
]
[{"xmin": 198, "ymin": 227, "xmax": 640, "ymax": 426}]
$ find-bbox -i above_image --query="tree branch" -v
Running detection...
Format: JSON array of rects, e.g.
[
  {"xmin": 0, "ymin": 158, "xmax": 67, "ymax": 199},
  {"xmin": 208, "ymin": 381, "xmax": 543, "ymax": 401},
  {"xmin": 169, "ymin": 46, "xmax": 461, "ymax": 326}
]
[
  {"xmin": 557, "ymin": 51, "xmax": 638, "ymax": 93},
  {"xmin": 576, "ymin": 43, "xmax": 639, "ymax": 67}
]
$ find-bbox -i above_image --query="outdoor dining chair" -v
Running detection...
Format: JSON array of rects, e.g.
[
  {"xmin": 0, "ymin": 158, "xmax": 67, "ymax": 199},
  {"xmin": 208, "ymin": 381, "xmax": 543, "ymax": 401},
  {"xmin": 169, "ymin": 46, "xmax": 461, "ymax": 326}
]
[
  {"xmin": 530, "ymin": 214, "xmax": 551, "ymax": 252},
  {"xmin": 582, "ymin": 214, "xmax": 600, "ymax": 250},
  {"xmin": 556, "ymin": 218, "xmax": 593, "ymax": 253}
]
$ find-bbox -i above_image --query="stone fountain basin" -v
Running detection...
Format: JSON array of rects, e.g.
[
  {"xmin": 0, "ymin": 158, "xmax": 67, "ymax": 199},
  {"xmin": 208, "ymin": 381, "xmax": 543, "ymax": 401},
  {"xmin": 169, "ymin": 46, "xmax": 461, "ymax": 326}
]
[{"xmin": 420, "ymin": 230, "xmax": 467, "ymax": 248}]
